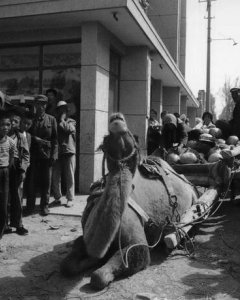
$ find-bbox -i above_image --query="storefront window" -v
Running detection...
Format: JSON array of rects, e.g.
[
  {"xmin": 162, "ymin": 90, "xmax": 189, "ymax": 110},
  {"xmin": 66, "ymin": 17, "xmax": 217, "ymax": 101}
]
[
  {"xmin": 0, "ymin": 47, "xmax": 39, "ymax": 70},
  {"xmin": 42, "ymin": 68, "xmax": 81, "ymax": 117},
  {"xmin": 43, "ymin": 43, "xmax": 81, "ymax": 67},
  {"xmin": 0, "ymin": 71, "xmax": 39, "ymax": 95}
]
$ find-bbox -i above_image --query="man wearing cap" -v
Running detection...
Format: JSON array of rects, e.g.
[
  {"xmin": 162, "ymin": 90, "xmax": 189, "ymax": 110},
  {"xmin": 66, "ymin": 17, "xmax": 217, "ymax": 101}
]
[
  {"xmin": 230, "ymin": 88, "xmax": 240, "ymax": 138},
  {"xmin": 27, "ymin": 94, "xmax": 58, "ymax": 216},
  {"xmin": 51, "ymin": 101, "xmax": 76, "ymax": 207}
]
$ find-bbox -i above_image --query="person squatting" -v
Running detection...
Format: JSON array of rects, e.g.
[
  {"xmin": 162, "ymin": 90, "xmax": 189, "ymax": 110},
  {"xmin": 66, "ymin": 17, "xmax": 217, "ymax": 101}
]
[{"xmin": 0, "ymin": 90, "xmax": 76, "ymax": 245}]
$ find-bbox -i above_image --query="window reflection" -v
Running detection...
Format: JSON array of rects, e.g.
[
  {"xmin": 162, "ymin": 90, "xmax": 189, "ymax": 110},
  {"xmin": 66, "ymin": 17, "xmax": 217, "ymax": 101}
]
[
  {"xmin": 42, "ymin": 68, "xmax": 81, "ymax": 117},
  {"xmin": 0, "ymin": 47, "xmax": 39, "ymax": 69},
  {"xmin": 0, "ymin": 71, "xmax": 39, "ymax": 95},
  {"xmin": 43, "ymin": 43, "xmax": 81, "ymax": 67}
]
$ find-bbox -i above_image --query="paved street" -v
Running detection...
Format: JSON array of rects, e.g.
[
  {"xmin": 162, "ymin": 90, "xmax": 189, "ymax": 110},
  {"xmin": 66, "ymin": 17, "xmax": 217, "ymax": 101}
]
[{"xmin": 1, "ymin": 199, "xmax": 240, "ymax": 299}]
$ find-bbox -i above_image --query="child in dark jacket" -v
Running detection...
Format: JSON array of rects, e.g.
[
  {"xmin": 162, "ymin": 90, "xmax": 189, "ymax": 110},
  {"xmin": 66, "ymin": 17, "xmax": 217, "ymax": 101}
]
[{"xmin": 8, "ymin": 110, "xmax": 29, "ymax": 235}]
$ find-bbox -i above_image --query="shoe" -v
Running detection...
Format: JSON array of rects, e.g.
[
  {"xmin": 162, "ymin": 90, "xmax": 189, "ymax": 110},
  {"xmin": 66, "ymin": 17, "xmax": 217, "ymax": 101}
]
[
  {"xmin": 66, "ymin": 201, "xmax": 73, "ymax": 207},
  {"xmin": 16, "ymin": 226, "xmax": 28, "ymax": 236},
  {"xmin": 4, "ymin": 226, "xmax": 12, "ymax": 234},
  {"xmin": 50, "ymin": 199, "xmax": 61, "ymax": 207},
  {"xmin": 40, "ymin": 205, "xmax": 49, "ymax": 216},
  {"xmin": 23, "ymin": 208, "xmax": 34, "ymax": 216}
]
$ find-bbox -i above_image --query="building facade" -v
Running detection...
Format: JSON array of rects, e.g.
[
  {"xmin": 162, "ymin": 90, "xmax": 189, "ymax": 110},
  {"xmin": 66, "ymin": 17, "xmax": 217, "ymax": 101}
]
[{"xmin": 0, "ymin": 0, "xmax": 199, "ymax": 193}]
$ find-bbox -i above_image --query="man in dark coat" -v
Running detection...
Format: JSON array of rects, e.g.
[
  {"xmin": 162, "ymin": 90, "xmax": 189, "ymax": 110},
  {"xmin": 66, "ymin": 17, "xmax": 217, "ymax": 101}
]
[
  {"xmin": 230, "ymin": 88, "xmax": 240, "ymax": 138},
  {"xmin": 27, "ymin": 95, "xmax": 58, "ymax": 216}
]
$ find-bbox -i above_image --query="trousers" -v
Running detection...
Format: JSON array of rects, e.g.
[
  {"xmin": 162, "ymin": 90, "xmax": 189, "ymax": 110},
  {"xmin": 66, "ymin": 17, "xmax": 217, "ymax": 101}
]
[
  {"xmin": 26, "ymin": 158, "xmax": 52, "ymax": 210},
  {"xmin": 0, "ymin": 167, "xmax": 9, "ymax": 239},
  {"xmin": 52, "ymin": 154, "xmax": 75, "ymax": 202},
  {"xmin": 9, "ymin": 166, "xmax": 23, "ymax": 228}
]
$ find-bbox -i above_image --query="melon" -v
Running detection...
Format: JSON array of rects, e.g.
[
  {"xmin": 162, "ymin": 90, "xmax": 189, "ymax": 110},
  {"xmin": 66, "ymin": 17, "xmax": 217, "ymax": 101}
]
[
  {"xmin": 167, "ymin": 153, "xmax": 180, "ymax": 165},
  {"xmin": 208, "ymin": 152, "xmax": 223, "ymax": 163},
  {"xmin": 227, "ymin": 136, "xmax": 239, "ymax": 146},
  {"xmin": 209, "ymin": 128, "xmax": 222, "ymax": 138},
  {"xmin": 180, "ymin": 152, "xmax": 198, "ymax": 164}
]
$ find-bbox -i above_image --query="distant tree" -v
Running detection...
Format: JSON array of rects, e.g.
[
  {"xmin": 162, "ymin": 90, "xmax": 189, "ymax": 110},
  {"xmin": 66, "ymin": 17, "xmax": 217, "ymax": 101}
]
[
  {"xmin": 219, "ymin": 77, "xmax": 240, "ymax": 121},
  {"xmin": 210, "ymin": 93, "xmax": 217, "ymax": 121}
]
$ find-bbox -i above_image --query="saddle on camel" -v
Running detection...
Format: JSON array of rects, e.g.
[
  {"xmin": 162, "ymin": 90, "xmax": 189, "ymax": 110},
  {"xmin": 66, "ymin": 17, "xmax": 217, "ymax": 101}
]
[{"xmin": 61, "ymin": 112, "xmax": 232, "ymax": 290}]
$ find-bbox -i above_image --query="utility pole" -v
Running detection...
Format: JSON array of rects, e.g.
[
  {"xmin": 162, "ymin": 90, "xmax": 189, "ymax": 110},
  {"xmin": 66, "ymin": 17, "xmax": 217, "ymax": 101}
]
[
  {"xmin": 199, "ymin": 0, "xmax": 216, "ymax": 112},
  {"xmin": 206, "ymin": 0, "xmax": 212, "ymax": 112}
]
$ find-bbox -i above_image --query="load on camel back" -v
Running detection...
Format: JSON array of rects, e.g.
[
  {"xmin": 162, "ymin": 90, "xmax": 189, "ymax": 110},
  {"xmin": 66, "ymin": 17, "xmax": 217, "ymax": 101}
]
[{"xmin": 61, "ymin": 112, "xmax": 235, "ymax": 290}]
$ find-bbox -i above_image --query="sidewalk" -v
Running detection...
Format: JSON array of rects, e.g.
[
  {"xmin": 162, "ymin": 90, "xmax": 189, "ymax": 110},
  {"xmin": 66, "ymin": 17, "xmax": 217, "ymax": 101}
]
[{"xmin": 22, "ymin": 195, "xmax": 88, "ymax": 217}]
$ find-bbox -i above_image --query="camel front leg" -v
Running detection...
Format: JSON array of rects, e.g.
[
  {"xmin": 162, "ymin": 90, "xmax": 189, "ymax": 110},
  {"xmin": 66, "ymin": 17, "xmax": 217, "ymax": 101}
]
[
  {"xmin": 90, "ymin": 242, "xmax": 150, "ymax": 290},
  {"xmin": 61, "ymin": 235, "xmax": 100, "ymax": 276}
]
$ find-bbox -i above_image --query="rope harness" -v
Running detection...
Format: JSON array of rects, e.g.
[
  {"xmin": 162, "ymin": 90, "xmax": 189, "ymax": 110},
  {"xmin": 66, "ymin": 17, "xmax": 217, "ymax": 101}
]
[{"xmin": 97, "ymin": 130, "xmax": 236, "ymax": 267}]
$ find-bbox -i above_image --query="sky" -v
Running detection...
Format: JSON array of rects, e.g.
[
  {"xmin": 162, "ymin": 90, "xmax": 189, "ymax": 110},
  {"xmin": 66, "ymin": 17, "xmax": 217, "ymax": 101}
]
[{"xmin": 185, "ymin": 0, "xmax": 240, "ymax": 115}]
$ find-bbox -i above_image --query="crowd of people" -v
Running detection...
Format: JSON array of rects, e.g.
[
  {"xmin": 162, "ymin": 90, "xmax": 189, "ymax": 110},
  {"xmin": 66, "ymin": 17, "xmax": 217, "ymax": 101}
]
[
  {"xmin": 147, "ymin": 87, "xmax": 240, "ymax": 156},
  {"xmin": 0, "ymin": 89, "xmax": 76, "ymax": 243},
  {"xmin": 1, "ymin": 86, "xmax": 240, "ymax": 245}
]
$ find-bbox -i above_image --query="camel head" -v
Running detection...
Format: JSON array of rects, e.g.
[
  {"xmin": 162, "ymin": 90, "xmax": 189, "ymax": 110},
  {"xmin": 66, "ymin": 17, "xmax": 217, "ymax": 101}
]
[{"xmin": 101, "ymin": 113, "xmax": 139, "ymax": 174}]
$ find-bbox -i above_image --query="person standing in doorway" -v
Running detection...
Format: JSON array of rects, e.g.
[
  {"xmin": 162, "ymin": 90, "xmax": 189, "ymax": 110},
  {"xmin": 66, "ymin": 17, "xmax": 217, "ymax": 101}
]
[
  {"xmin": 46, "ymin": 88, "xmax": 58, "ymax": 116},
  {"xmin": 28, "ymin": 95, "xmax": 58, "ymax": 216},
  {"xmin": 52, "ymin": 101, "xmax": 76, "ymax": 208},
  {"xmin": 147, "ymin": 109, "xmax": 161, "ymax": 155}
]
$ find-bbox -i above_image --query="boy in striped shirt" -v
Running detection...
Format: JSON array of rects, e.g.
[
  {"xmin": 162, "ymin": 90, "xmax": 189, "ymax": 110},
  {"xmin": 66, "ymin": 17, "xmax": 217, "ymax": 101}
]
[{"xmin": 0, "ymin": 111, "xmax": 15, "ymax": 245}]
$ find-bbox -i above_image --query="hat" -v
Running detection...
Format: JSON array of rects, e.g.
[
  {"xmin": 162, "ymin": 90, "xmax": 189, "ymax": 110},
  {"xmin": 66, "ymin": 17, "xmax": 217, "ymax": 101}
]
[
  {"xmin": 230, "ymin": 88, "xmax": 240, "ymax": 94},
  {"xmin": 56, "ymin": 101, "xmax": 68, "ymax": 108},
  {"xmin": 35, "ymin": 94, "xmax": 48, "ymax": 102},
  {"xmin": 199, "ymin": 133, "xmax": 215, "ymax": 144},
  {"xmin": 180, "ymin": 114, "xmax": 187, "ymax": 122},
  {"xmin": 163, "ymin": 114, "xmax": 177, "ymax": 127}
]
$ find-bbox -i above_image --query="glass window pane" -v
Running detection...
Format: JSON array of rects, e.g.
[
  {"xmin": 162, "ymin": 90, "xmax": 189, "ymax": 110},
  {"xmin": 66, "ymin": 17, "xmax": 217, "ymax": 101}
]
[
  {"xmin": 0, "ymin": 47, "xmax": 39, "ymax": 69},
  {"xmin": 42, "ymin": 68, "xmax": 81, "ymax": 117},
  {"xmin": 110, "ymin": 52, "xmax": 120, "ymax": 76},
  {"xmin": 0, "ymin": 71, "xmax": 39, "ymax": 95},
  {"xmin": 43, "ymin": 43, "xmax": 81, "ymax": 67},
  {"xmin": 109, "ymin": 75, "xmax": 119, "ymax": 115}
]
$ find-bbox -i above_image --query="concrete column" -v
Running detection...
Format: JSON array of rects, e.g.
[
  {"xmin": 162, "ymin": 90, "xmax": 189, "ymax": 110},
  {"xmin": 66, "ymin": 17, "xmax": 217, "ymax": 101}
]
[
  {"xmin": 119, "ymin": 46, "xmax": 151, "ymax": 152},
  {"xmin": 151, "ymin": 79, "xmax": 162, "ymax": 122},
  {"xmin": 180, "ymin": 95, "xmax": 187, "ymax": 116},
  {"xmin": 162, "ymin": 86, "xmax": 181, "ymax": 114},
  {"xmin": 79, "ymin": 23, "xmax": 110, "ymax": 193},
  {"xmin": 187, "ymin": 107, "xmax": 197, "ymax": 128}
]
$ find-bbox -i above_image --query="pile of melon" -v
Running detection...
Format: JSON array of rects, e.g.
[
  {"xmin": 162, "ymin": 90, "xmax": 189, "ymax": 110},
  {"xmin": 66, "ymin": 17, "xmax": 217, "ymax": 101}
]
[{"xmin": 166, "ymin": 127, "xmax": 239, "ymax": 165}]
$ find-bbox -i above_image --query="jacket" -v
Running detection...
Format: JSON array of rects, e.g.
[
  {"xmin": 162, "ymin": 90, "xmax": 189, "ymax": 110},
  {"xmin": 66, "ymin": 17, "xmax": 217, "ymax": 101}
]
[
  {"xmin": 57, "ymin": 118, "xmax": 76, "ymax": 156},
  {"xmin": 11, "ymin": 131, "xmax": 30, "ymax": 172},
  {"xmin": 30, "ymin": 113, "xmax": 58, "ymax": 160}
]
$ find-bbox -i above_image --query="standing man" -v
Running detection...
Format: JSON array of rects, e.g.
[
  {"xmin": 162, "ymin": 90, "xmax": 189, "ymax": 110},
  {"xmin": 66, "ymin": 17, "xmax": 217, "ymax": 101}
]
[
  {"xmin": 46, "ymin": 88, "xmax": 58, "ymax": 116},
  {"xmin": 230, "ymin": 88, "xmax": 240, "ymax": 138},
  {"xmin": 28, "ymin": 95, "xmax": 58, "ymax": 216},
  {"xmin": 52, "ymin": 101, "xmax": 76, "ymax": 207}
]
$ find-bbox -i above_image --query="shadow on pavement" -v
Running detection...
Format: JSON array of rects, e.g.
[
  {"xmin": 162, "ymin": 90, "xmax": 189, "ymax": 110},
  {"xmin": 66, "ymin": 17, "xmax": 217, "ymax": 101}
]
[{"xmin": 182, "ymin": 202, "xmax": 240, "ymax": 299}]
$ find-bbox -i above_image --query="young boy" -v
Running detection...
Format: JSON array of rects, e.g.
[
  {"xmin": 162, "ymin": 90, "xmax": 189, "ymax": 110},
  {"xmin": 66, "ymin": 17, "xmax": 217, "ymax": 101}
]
[
  {"xmin": 20, "ymin": 111, "xmax": 34, "ymax": 213},
  {"xmin": 8, "ymin": 110, "xmax": 29, "ymax": 235},
  {"xmin": 0, "ymin": 111, "xmax": 15, "ymax": 243}
]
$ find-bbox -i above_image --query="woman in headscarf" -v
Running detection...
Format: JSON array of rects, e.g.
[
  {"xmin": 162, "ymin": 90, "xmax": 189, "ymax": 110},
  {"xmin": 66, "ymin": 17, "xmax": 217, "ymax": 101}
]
[{"xmin": 161, "ymin": 113, "xmax": 188, "ymax": 151}]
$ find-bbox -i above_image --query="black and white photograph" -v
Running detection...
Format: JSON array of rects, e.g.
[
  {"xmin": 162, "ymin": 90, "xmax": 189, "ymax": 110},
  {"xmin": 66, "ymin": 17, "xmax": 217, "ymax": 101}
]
[{"xmin": 0, "ymin": 0, "xmax": 240, "ymax": 299}]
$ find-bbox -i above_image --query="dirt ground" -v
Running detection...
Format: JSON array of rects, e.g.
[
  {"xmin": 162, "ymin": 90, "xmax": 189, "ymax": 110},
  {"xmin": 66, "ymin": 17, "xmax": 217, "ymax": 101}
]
[{"xmin": 1, "ymin": 201, "xmax": 240, "ymax": 300}]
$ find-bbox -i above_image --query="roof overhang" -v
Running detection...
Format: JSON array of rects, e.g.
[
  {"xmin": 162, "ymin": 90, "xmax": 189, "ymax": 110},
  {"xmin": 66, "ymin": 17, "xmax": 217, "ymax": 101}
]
[{"xmin": 0, "ymin": 0, "xmax": 198, "ymax": 107}]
